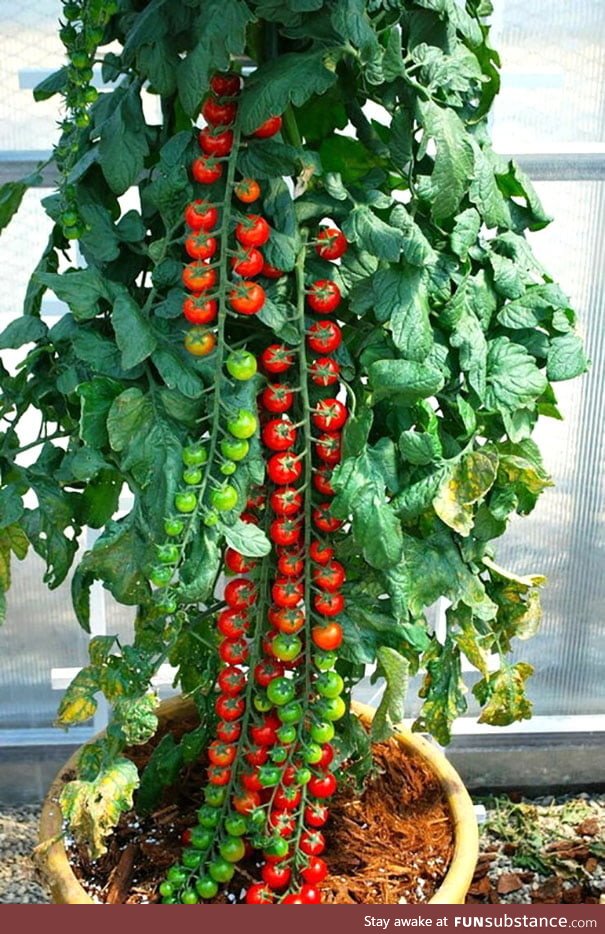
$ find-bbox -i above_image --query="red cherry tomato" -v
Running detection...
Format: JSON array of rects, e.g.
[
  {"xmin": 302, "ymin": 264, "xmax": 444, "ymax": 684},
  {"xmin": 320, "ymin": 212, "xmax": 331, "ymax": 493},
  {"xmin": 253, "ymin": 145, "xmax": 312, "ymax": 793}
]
[
  {"xmin": 234, "ymin": 178, "xmax": 261, "ymax": 204},
  {"xmin": 217, "ymin": 667, "xmax": 246, "ymax": 697},
  {"xmin": 274, "ymin": 786, "xmax": 302, "ymax": 810},
  {"xmin": 183, "ymin": 296, "xmax": 217, "ymax": 325},
  {"xmin": 254, "ymin": 659, "xmax": 284, "ymax": 688},
  {"xmin": 300, "ymin": 830, "xmax": 326, "ymax": 856},
  {"xmin": 312, "ymin": 622, "xmax": 343, "ymax": 651},
  {"xmin": 272, "ymin": 607, "xmax": 304, "ymax": 635},
  {"xmin": 277, "ymin": 552, "xmax": 304, "ymax": 578},
  {"xmin": 185, "ymin": 231, "xmax": 217, "ymax": 261},
  {"xmin": 250, "ymin": 723, "xmax": 278, "ymax": 747},
  {"xmin": 208, "ymin": 740, "xmax": 237, "ymax": 767},
  {"xmin": 313, "ymin": 559, "xmax": 346, "ymax": 592},
  {"xmin": 229, "ymin": 281, "xmax": 266, "ymax": 315},
  {"xmin": 272, "ymin": 577, "xmax": 303, "ymax": 609},
  {"xmin": 201, "ymin": 95, "xmax": 237, "ymax": 127},
  {"xmin": 318, "ymin": 743, "xmax": 335, "ymax": 769},
  {"xmin": 314, "ymin": 591, "xmax": 345, "ymax": 617},
  {"xmin": 270, "ymin": 517, "xmax": 302, "ymax": 547},
  {"xmin": 242, "ymin": 770, "xmax": 263, "ymax": 792},
  {"xmin": 313, "ymin": 502, "xmax": 343, "ymax": 532},
  {"xmin": 233, "ymin": 790, "xmax": 261, "ymax": 815},
  {"xmin": 262, "ymin": 261, "xmax": 284, "ymax": 278},
  {"xmin": 219, "ymin": 637, "xmax": 249, "ymax": 665},
  {"xmin": 224, "ymin": 548, "xmax": 257, "ymax": 575},
  {"xmin": 316, "ymin": 227, "xmax": 348, "ymax": 260},
  {"xmin": 245, "ymin": 882, "xmax": 273, "ymax": 904},
  {"xmin": 217, "ymin": 607, "xmax": 249, "ymax": 639},
  {"xmin": 261, "ymin": 344, "xmax": 295, "ymax": 373},
  {"xmin": 261, "ymin": 862, "xmax": 291, "ymax": 890},
  {"xmin": 210, "ymin": 73, "xmax": 241, "ymax": 97},
  {"xmin": 315, "ymin": 432, "xmax": 342, "ymax": 467},
  {"xmin": 246, "ymin": 744, "xmax": 269, "ymax": 767},
  {"xmin": 313, "ymin": 465, "xmax": 335, "ymax": 497},
  {"xmin": 261, "ymin": 383, "xmax": 294, "ymax": 413},
  {"xmin": 262, "ymin": 417, "xmax": 297, "ymax": 452},
  {"xmin": 224, "ymin": 578, "xmax": 257, "ymax": 610},
  {"xmin": 215, "ymin": 693, "xmax": 245, "ymax": 721},
  {"xmin": 267, "ymin": 452, "xmax": 303, "ymax": 485},
  {"xmin": 304, "ymin": 803, "xmax": 329, "ymax": 828},
  {"xmin": 310, "ymin": 540, "xmax": 334, "ymax": 566},
  {"xmin": 208, "ymin": 764, "xmax": 231, "ymax": 785},
  {"xmin": 308, "ymin": 772, "xmax": 337, "ymax": 798},
  {"xmin": 182, "ymin": 260, "xmax": 216, "ymax": 292},
  {"xmin": 308, "ymin": 320, "xmax": 342, "ymax": 354},
  {"xmin": 308, "ymin": 279, "xmax": 342, "ymax": 314},
  {"xmin": 235, "ymin": 214, "xmax": 270, "ymax": 247},
  {"xmin": 199, "ymin": 127, "xmax": 234, "ymax": 157},
  {"xmin": 191, "ymin": 156, "xmax": 222, "ymax": 184},
  {"xmin": 300, "ymin": 884, "xmax": 322, "ymax": 904},
  {"xmin": 252, "ymin": 115, "xmax": 283, "ymax": 139},
  {"xmin": 184, "ymin": 199, "xmax": 218, "ymax": 232},
  {"xmin": 270, "ymin": 487, "xmax": 302, "ymax": 516},
  {"xmin": 231, "ymin": 247, "xmax": 264, "ymax": 277},
  {"xmin": 217, "ymin": 719, "xmax": 241, "ymax": 742},
  {"xmin": 269, "ymin": 809, "xmax": 296, "ymax": 837},
  {"xmin": 313, "ymin": 398, "xmax": 348, "ymax": 432},
  {"xmin": 310, "ymin": 356, "xmax": 340, "ymax": 387},
  {"xmin": 282, "ymin": 893, "xmax": 305, "ymax": 904}
]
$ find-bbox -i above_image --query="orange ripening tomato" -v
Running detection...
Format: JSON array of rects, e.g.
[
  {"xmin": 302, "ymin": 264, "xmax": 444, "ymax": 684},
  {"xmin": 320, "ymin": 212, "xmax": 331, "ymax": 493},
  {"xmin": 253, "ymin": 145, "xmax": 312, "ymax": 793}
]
[{"xmin": 184, "ymin": 327, "xmax": 216, "ymax": 356}]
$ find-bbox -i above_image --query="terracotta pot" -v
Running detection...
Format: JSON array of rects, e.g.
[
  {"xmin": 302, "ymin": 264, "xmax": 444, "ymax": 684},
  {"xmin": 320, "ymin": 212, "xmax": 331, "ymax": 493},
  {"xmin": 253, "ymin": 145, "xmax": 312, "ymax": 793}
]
[{"xmin": 38, "ymin": 696, "xmax": 478, "ymax": 905}]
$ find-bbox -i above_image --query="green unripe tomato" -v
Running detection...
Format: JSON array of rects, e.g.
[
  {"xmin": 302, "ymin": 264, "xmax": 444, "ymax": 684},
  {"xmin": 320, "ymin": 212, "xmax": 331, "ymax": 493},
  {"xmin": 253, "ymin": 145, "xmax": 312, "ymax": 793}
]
[
  {"xmin": 183, "ymin": 444, "xmax": 208, "ymax": 467},
  {"xmin": 64, "ymin": 225, "xmax": 83, "ymax": 240},
  {"xmin": 166, "ymin": 866, "xmax": 187, "ymax": 885},
  {"xmin": 225, "ymin": 815, "xmax": 247, "ymax": 837},
  {"xmin": 190, "ymin": 826, "xmax": 213, "ymax": 849},
  {"xmin": 295, "ymin": 767, "xmax": 312, "ymax": 786},
  {"xmin": 258, "ymin": 765, "xmax": 281, "ymax": 787},
  {"xmin": 181, "ymin": 889, "xmax": 199, "ymax": 904},
  {"xmin": 61, "ymin": 210, "xmax": 79, "ymax": 227},
  {"xmin": 277, "ymin": 701, "xmax": 303, "ymax": 724},
  {"xmin": 74, "ymin": 111, "xmax": 91, "ymax": 128},
  {"xmin": 60, "ymin": 24, "xmax": 77, "ymax": 42},
  {"xmin": 82, "ymin": 86, "xmax": 99, "ymax": 104},
  {"xmin": 272, "ymin": 634, "xmax": 302, "ymax": 662},
  {"xmin": 157, "ymin": 596, "xmax": 177, "ymax": 615},
  {"xmin": 161, "ymin": 897, "xmax": 177, "ymax": 904},
  {"xmin": 204, "ymin": 785, "xmax": 226, "ymax": 806},
  {"xmin": 63, "ymin": 3, "xmax": 81, "ymax": 21},
  {"xmin": 159, "ymin": 882, "xmax": 174, "ymax": 898},
  {"xmin": 316, "ymin": 671, "xmax": 344, "ymax": 699},
  {"xmin": 181, "ymin": 848, "xmax": 202, "ymax": 869},
  {"xmin": 310, "ymin": 719, "xmax": 335, "ymax": 744},
  {"xmin": 157, "ymin": 544, "xmax": 179, "ymax": 565},
  {"xmin": 270, "ymin": 746, "xmax": 288, "ymax": 764},
  {"xmin": 277, "ymin": 724, "xmax": 297, "ymax": 745},
  {"xmin": 197, "ymin": 804, "xmax": 220, "ymax": 829},
  {"xmin": 317, "ymin": 696, "xmax": 346, "ymax": 721},
  {"xmin": 70, "ymin": 50, "xmax": 90, "ymax": 69},
  {"xmin": 219, "ymin": 836, "xmax": 246, "ymax": 863},
  {"xmin": 253, "ymin": 693, "xmax": 272, "ymax": 713},
  {"xmin": 266, "ymin": 676, "xmax": 295, "ymax": 707},
  {"xmin": 314, "ymin": 651, "xmax": 338, "ymax": 672},
  {"xmin": 227, "ymin": 409, "xmax": 257, "ymax": 440},
  {"xmin": 204, "ymin": 509, "xmax": 219, "ymax": 527},
  {"xmin": 226, "ymin": 350, "xmax": 257, "ymax": 381},
  {"xmin": 264, "ymin": 837, "xmax": 289, "ymax": 859},
  {"xmin": 164, "ymin": 517, "xmax": 185, "ymax": 537},
  {"xmin": 175, "ymin": 491, "xmax": 196, "ymax": 513},
  {"xmin": 183, "ymin": 466, "xmax": 202, "ymax": 486},
  {"xmin": 209, "ymin": 857, "xmax": 234, "ymax": 884},
  {"xmin": 304, "ymin": 742, "xmax": 324, "ymax": 765},
  {"xmin": 150, "ymin": 566, "xmax": 172, "ymax": 587},
  {"xmin": 210, "ymin": 485, "xmax": 238, "ymax": 511},
  {"xmin": 248, "ymin": 808, "xmax": 266, "ymax": 829},
  {"xmin": 220, "ymin": 438, "xmax": 249, "ymax": 462},
  {"xmin": 196, "ymin": 877, "xmax": 219, "ymax": 900},
  {"xmin": 220, "ymin": 460, "xmax": 237, "ymax": 476}
]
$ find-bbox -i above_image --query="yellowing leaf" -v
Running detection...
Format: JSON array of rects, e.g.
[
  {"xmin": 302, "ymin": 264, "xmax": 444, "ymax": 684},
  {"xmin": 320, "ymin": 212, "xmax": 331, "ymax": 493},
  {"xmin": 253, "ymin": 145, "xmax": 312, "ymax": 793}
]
[
  {"xmin": 60, "ymin": 757, "xmax": 139, "ymax": 858},
  {"xmin": 474, "ymin": 662, "xmax": 533, "ymax": 727},
  {"xmin": 433, "ymin": 450, "xmax": 498, "ymax": 535},
  {"xmin": 56, "ymin": 667, "xmax": 99, "ymax": 726}
]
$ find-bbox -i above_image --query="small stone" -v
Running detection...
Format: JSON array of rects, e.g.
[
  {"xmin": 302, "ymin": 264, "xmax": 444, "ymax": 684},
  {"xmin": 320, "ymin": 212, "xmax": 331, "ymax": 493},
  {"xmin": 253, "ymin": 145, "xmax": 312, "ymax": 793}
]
[
  {"xmin": 577, "ymin": 818, "xmax": 600, "ymax": 837},
  {"xmin": 497, "ymin": 872, "xmax": 524, "ymax": 895}
]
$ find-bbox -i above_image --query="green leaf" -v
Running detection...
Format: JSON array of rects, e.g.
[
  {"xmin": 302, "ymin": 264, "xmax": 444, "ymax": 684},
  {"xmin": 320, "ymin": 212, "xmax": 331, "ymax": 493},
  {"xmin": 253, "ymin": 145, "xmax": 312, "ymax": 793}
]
[
  {"xmin": 136, "ymin": 734, "xmax": 183, "ymax": 814},
  {"xmin": 469, "ymin": 143, "xmax": 512, "ymax": 230},
  {"xmin": 474, "ymin": 662, "xmax": 533, "ymax": 727},
  {"xmin": 414, "ymin": 636, "xmax": 467, "ymax": 745},
  {"xmin": 399, "ymin": 427, "xmax": 441, "ymax": 466},
  {"xmin": 343, "ymin": 205, "xmax": 402, "ymax": 262},
  {"xmin": 489, "ymin": 251, "xmax": 524, "ymax": 299},
  {"xmin": 33, "ymin": 66, "xmax": 68, "ymax": 101},
  {"xmin": 485, "ymin": 337, "xmax": 548, "ymax": 415},
  {"xmin": 371, "ymin": 647, "xmax": 409, "ymax": 741},
  {"xmin": 178, "ymin": 529, "xmax": 220, "ymax": 603},
  {"xmin": 223, "ymin": 519, "xmax": 271, "ymax": 557},
  {"xmin": 60, "ymin": 756, "xmax": 139, "ymax": 859},
  {"xmin": 77, "ymin": 377, "xmax": 124, "ymax": 448},
  {"xmin": 389, "ymin": 204, "xmax": 436, "ymax": 267},
  {"xmin": 151, "ymin": 346, "xmax": 205, "ymax": 399},
  {"xmin": 450, "ymin": 208, "xmax": 481, "ymax": 259},
  {"xmin": 0, "ymin": 316, "xmax": 47, "ymax": 349},
  {"xmin": 99, "ymin": 86, "xmax": 150, "ymax": 195},
  {"xmin": 0, "ymin": 524, "xmax": 29, "ymax": 594},
  {"xmin": 392, "ymin": 468, "xmax": 446, "ymax": 522},
  {"xmin": 0, "ymin": 181, "xmax": 27, "ymax": 235},
  {"xmin": 368, "ymin": 358, "xmax": 444, "ymax": 403},
  {"xmin": 74, "ymin": 517, "xmax": 150, "ymax": 614},
  {"xmin": 547, "ymin": 333, "xmax": 589, "ymax": 381},
  {"xmin": 237, "ymin": 141, "xmax": 303, "ymax": 180},
  {"xmin": 112, "ymin": 294, "xmax": 157, "ymax": 369},
  {"xmin": 417, "ymin": 99, "xmax": 474, "ymax": 223},
  {"xmin": 0, "ymin": 488, "xmax": 24, "ymax": 529},
  {"xmin": 113, "ymin": 693, "xmax": 159, "ymax": 745},
  {"xmin": 239, "ymin": 51, "xmax": 338, "ymax": 135},
  {"xmin": 319, "ymin": 135, "xmax": 378, "ymax": 183},
  {"xmin": 36, "ymin": 269, "xmax": 112, "ymax": 321},
  {"xmin": 433, "ymin": 450, "xmax": 498, "ymax": 536}
]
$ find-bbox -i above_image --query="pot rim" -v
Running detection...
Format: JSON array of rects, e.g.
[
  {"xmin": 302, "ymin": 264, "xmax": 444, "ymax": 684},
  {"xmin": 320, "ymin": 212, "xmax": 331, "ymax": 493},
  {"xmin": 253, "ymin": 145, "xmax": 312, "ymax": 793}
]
[{"xmin": 38, "ymin": 696, "xmax": 478, "ymax": 905}]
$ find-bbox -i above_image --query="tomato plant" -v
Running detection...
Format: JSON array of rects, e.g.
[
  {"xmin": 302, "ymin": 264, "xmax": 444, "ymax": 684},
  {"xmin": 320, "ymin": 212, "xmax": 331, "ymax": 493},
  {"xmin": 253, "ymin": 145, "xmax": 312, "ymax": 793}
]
[{"xmin": 0, "ymin": 0, "xmax": 586, "ymax": 909}]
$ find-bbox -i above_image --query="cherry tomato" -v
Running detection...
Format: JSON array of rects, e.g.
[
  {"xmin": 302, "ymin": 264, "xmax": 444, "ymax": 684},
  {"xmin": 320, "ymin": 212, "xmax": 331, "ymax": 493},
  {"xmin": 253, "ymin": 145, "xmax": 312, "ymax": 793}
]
[
  {"xmin": 270, "ymin": 487, "xmax": 302, "ymax": 516},
  {"xmin": 261, "ymin": 383, "xmax": 294, "ymax": 413},
  {"xmin": 215, "ymin": 693, "xmax": 245, "ymax": 721},
  {"xmin": 254, "ymin": 659, "xmax": 284, "ymax": 688},
  {"xmin": 211, "ymin": 484, "xmax": 238, "ymax": 511},
  {"xmin": 313, "ymin": 560, "xmax": 346, "ymax": 592},
  {"xmin": 262, "ymin": 260, "xmax": 284, "ymax": 278},
  {"xmin": 233, "ymin": 790, "xmax": 261, "ymax": 815},
  {"xmin": 312, "ymin": 622, "xmax": 343, "ymax": 651},
  {"xmin": 231, "ymin": 247, "xmax": 264, "ymax": 277},
  {"xmin": 219, "ymin": 638, "xmax": 249, "ymax": 665},
  {"xmin": 185, "ymin": 231, "xmax": 217, "ymax": 260},
  {"xmin": 266, "ymin": 676, "xmax": 296, "ymax": 707},
  {"xmin": 210, "ymin": 73, "xmax": 241, "ymax": 97},
  {"xmin": 314, "ymin": 591, "xmax": 345, "ymax": 617},
  {"xmin": 269, "ymin": 809, "xmax": 296, "ymax": 837},
  {"xmin": 217, "ymin": 719, "xmax": 241, "ymax": 742},
  {"xmin": 315, "ymin": 432, "xmax": 342, "ymax": 466},
  {"xmin": 224, "ymin": 577, "xmax": 257, "ymax": 609},
  {"xmin": 234, "ymin": 178, "xmax": 261, "ymax": 203},
  {"xmin": 182, "ymin": 260, "xmax": 217, "ymax": 292},
  {"xmin": 275, "ymin": 786, "xmax": 302, "ymax": 810},
  {"xmin": 267, "ymin": 452, "xmax": 302, "ymax": 485},
  {"xmin": 313, "ymin": 465, "xmax": 335, "ymax": 497},
  {"xmin": 208, "ymin": 740, "xmax": 237, "ymax": 767},
  {"xmin": 277, "ymin": 552, "xmax": 304, "ymax": 577},
  {"xmin": 313, "ymin": 398, "xmax": 348, "ymax": 432},
  {"xmin": 246, "ymin": 744, "xmax": 269, "ymax": 766},
  {"xmin": 191, "ymin": 156, "xmax": 223, "ymax": 184},
  {"xmin": 313, "ymin": 502, "xmax": 343, "ymax": 532},
  {"xmin": 250, "ymin": 723, "xmax": 278, "ymax": 747},
  {"xmin": 272, "ymin": 609, "xmax": 304, "ymax": 637},
  {"xmin": 272, "ymin": 578, "xmax": 303, "ymax": 608},
  {"xmin": 310, "ymin": 356, "xmax": 340, "ymax": 387},
  {"xmin": 318, "ymin": 743, "xmax": 335, "ymax": 769},
  {"xmin": 245, "ymin": 883, "xmax": 273, "ymax": 904},
  {"xmin": 201, "ymin": 96, "xmax": 237, "ymax": 126},
  {"xmin": 304, "ymin": 803, "xmax": 329, "ymax": 828},
  {"xmin": 229, "ymin": 281, "xmax": 266, "ymax": 315},
  {"xmin": 262, "ymin": 862, "xmax": 291, "ymax": 890},
  {"xmin": 308, "ymin": 279, "xmax": 342, "ymax": 314},
  {"xmin": 262, "ymin": 417, "xmax": 297, "ymax": 452},
  {"xmin": 308, "ymin": 773, "xmax": 337, "ymax": 799},
  {"xmin": 184, "ymin": 327, "xmax": 216, "ymax": 357},
  {"xmin": 282, "ymin": 893, "xmax": 305, "ymax": 904},
  {"xmin": 310, "ymin": 540, "xmax": 334, "ymax": 566},
  {"xmin": 261, "ymin": 344, "xmax": 295, "ymax": 373},
  {"xmin": 199, "ymin": 127, "xmax": 234, "ymax": 157},
  {"xmin": 252, "ymin": 115, "xmax": 283, "ymax": 138},
  {"xmin": 221, "ymin": 437, "xmax": 249, "ymax": 461},
  {"xmin": 184, "ymin": 200, "xmax": 218, "ymax": 232},
  {"xmin": 226, "ymin": 349, "xmax": 257, "ymax": 381},
  {"xmin": 224, "ymin": 548, "xmax": 256, "ymax": 575},
  {"xmin": 242, "ymin": 769, "xmax": 263, "ymax": 792},
  {"xmin": 227, "ymin": 409, "xmax": 258, "ymax": 439},
  {"xmin": 316, "ymin": 227, "xmax": 348, "ymax": 260},
  {"xmin": 183, "ymin": 295, "xmax": 217, "ymax": 325},
  {"xmin": 317, "ymin": 695, "xmax": 346, "ymax": 721},
  {"xmin": 308, "ymin": 320, "xmax": 342, "ymax": 354},
  {"xmin": 270, "ymin": 517, "xmax": 302, "ymax": 547},
  {"xmin": 235, "ymin": 214, "xmax": 270, "ymax": 247},
  {"xmin": 300, "ymin": 830, "xmax": 326, "ymax": 857},
  {"xmin": 217, "ymin": 666, "xmax": 246, "ymax": 696}
]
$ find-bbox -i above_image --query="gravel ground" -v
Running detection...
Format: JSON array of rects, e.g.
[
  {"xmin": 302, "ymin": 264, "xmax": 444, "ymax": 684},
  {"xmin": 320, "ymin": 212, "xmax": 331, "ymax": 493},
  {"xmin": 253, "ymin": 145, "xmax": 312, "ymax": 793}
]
[{"xmin": 0, "ymin": 796, "xmax": 603, "ymax": 905}]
